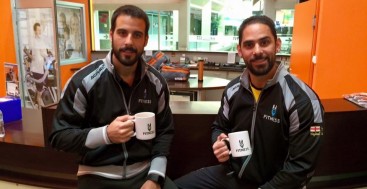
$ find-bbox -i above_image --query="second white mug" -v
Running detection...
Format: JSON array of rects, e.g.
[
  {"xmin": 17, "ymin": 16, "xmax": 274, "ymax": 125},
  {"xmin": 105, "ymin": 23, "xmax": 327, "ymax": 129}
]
[
  {"xmin": 133, "ymin": 112, "xmax": 156, "ymax": 140},
  {"xmin": 227, "ymin": 131, "xmax": 252, "ymax": 157}
]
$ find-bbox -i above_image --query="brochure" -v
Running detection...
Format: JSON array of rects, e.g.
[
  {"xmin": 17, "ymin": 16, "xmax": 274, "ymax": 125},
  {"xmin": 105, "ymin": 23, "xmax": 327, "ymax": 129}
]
[{"xmin": 343, "ymin": 92, "xmax": 367, "ymax": 108}]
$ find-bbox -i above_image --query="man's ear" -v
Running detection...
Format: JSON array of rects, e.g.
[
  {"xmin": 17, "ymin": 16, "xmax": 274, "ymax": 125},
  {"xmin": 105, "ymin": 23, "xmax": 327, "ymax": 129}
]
[
  {"xmin": 109, "ymin": 30, "xmax": 113, "ymax": 42},
  {"xmin": 237, "ymin": 44, "xmax": 242, "ymax": 57},
  {"xmin": 144, "ymin": 35, "xmax": 149, "ymax": 47},
  {"xmin": 276, "ymin": 38, "xmax": 282, "ymax": 53}
]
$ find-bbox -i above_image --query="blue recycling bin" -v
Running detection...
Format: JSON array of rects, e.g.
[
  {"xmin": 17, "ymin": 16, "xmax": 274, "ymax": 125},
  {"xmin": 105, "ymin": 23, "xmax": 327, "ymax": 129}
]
[{"xmin": 0, "ymin": 96, "xmax": 22, "ymax": 123}]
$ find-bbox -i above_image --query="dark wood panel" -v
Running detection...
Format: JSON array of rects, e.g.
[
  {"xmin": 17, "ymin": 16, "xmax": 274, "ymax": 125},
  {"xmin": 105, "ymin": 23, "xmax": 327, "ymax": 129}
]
[
  {"xmin": 1, "ymin": 99, "xmax": 367, "ymax": 188},
  {"xmin": 0, "ymin": 142, "xmax": 78, "ymax": 189},
  {"xmin": 167, "ymin": 114, "xmax": 217, "ymax": 179},
  {"xmin": 42, "ymin": 104, "xmax": 57, "ymax": 148}
]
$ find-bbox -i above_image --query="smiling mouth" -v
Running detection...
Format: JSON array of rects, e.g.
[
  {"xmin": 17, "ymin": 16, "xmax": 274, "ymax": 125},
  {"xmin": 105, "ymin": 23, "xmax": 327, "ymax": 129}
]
[
  {"xmin": 119, "ymin": 47, "xmax": 137, "ymax": 54},
  {"xmin": 252, "ymin": 58, "xmax": 267, "ymax": 65},
  {"xmin": 122, "ymin": 51, "xmax": 136, "ymax": 55},
  {"xmin": 120, "ymin": 50, "xmax": 137, "ymax": 58}
]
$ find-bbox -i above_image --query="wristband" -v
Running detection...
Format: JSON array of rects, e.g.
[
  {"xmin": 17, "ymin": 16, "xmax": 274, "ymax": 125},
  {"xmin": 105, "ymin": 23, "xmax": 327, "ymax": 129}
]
[{"xmin": 147, "ymin": 174, "xmax": 165, "ymax": 187}]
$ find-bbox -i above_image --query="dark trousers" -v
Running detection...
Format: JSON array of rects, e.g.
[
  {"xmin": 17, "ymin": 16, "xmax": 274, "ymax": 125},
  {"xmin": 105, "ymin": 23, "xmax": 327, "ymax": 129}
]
[
  {"xmin": 174, "ymin": 165, "xmax": 258, "ymax": 189},
  {"xmin": 78, "ymin": 167, "xmax": 178, "ymax": 189}
]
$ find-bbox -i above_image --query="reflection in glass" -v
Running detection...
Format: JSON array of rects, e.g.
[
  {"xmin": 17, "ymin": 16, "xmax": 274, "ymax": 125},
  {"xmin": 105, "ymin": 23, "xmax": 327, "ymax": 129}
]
[
  {"xmin": 275, "ymin": 9, "xmax": 294, "ymax": 55},
  {"xmin": 146, "ymin": 11, "xmax": 177, "ymax": 51},
  {"xmin": 92, "ymin": 0, "xmax": 296, "ymax": 53}
]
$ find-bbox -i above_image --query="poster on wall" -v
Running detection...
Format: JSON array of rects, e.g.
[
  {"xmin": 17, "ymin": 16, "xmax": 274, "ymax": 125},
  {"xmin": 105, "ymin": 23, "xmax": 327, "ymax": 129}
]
[
  {"xmin": 16, "ymin": 8, "xmax": 58, "ymax": 109},
  {"xmin": 56, "ymin": 1, "xmax": 87, "ymax": 65},
  {"xmin": 4, "ymin": 63, "xmax": 20, "ymax": 97}
]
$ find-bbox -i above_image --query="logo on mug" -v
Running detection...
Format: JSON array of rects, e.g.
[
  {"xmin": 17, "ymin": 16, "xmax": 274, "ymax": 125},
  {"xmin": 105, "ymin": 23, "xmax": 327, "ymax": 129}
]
[
  {"xmin": 143, "ymin": 123, "xmax": 154, "ymax": 135},
  {"xmin": 235, "ymin": 139, "xmax": 249, "ymax": 153},
  {"xmin": 148, "ymin": 123, "xmax": 151, "ymax": 131},
  {"xmin": 239, "ymin": 140, "xmax": 244, "ymax": 148}
]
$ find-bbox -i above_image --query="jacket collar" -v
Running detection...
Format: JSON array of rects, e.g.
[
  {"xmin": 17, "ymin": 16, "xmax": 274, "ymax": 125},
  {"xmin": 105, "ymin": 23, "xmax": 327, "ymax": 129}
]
[{"xmin": 240, "ymin": 62, "xmax": 288, "ymax": 90}]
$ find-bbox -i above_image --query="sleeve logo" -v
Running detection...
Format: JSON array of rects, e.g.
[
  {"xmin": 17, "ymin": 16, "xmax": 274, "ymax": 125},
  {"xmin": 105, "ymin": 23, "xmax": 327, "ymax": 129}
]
[{"xmin": 310, "ymin": 125, "xmax": 323, "ymax": 136}]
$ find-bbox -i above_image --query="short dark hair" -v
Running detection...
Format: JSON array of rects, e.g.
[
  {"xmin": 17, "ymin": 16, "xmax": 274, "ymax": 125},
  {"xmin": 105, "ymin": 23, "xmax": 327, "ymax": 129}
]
[
  {"xmin": 238, "ymin": 15, "xmax": 277, "ymax": 44},
  {"xmin": 110, "ymin": 5, "xmax": 150, "ymax": 35},
  {"xmin": 33, "ymin": 22, "xmax": 41, "ymax": 32}
]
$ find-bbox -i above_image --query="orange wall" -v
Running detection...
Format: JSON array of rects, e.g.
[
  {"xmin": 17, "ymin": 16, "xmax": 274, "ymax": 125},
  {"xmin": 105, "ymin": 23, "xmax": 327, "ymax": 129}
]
[
  {"xmin": 290, "ymin": 0, "xmax": 317, "ymax": 86},
  {"xmin": 311, "ymin": 0, "xmax": 367, "ymax": 99},
  {"xmin": 0, "ymin": 0, "xmax": 91, "ymax": 97},
  {"xmin": 0, "ymin": 0, "xmax": 17, "ymax": 97},
  {"xmin": 291, "ymin": 0, "xmax": 367, "ymax": 99}
]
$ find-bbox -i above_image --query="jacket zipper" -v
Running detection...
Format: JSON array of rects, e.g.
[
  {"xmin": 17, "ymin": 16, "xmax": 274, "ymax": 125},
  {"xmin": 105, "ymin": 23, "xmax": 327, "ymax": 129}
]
[
  {"xmin": 238, "ymin": 87, "xmax": 261, "ymax": 179},
  {"xmin": 112, "ymin": 67, "xmax": 146, "ymax": 178},
  {"xmin": 113, "ymin": 75, "xmax": 130, "ymax": 178}
]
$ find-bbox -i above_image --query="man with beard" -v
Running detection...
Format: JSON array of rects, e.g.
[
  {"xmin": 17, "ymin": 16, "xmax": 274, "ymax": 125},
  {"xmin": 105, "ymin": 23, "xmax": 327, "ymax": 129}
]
[
  {"xmin": 175, "ymin": 15, "xmax": 324, "ymax": 189},
  {"xmin": 49, "ymin": 5, "xmax": 177, "ymax": 189}
]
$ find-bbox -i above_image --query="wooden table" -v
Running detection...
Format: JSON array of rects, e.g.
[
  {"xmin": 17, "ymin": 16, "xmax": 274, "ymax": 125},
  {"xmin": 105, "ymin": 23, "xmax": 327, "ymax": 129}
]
[{"xmin": 167, "ymin": 74, "xmax": 230, "ymax": 100}]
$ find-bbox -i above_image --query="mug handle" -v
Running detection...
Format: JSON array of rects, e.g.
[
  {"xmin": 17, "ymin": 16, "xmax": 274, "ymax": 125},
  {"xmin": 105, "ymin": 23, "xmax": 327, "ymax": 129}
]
[
  {"xmin": 130, "ymin": 119, "xmax": 136, "ymax": 137},
  {"xmin": 221, "ymin": 138, "xmax": 232, "ymax": 155},
  {"xmin": 220, "ymin": 138, "xmax": 234, "ymax": 175}
]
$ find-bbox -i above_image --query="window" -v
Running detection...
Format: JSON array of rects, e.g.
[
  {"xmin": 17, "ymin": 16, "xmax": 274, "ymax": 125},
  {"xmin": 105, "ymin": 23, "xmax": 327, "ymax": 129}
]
[
  {"xmin": 275, "ymin": 9, "xmax": 294, "ymax": 55},
  {"xmin": 94, "ymin": 10, "xmax": 111, "ymax": 50},
  {"xmin": 91, "ymin": 0, "xmax": 296, "ymax": 53},
  {"xmin": 146, "ymin": 11, "xmax": 178, "ymax": 51},
  {"xmin": 93, "ymin": 10, "xmax": 178, "ymax": 51},
  {"xmin": 188, "ymin": 0, "xmax": 253, "ymax": 52}
]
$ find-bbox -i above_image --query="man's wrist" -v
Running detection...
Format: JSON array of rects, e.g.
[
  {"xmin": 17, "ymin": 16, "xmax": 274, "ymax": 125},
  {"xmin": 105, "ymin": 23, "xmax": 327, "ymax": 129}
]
[{"xmin": 147, "ymin": 173, "xmax": 165, "ymax": 187}]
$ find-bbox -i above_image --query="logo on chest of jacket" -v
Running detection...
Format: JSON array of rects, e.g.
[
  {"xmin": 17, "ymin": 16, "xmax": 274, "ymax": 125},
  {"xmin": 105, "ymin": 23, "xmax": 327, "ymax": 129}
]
[
  {"xmin": 138, "ymin": 99, "xmax": 152, "ymax": 104},
  {"xmin": 263, "ymin": 104, "xmax": 280, "ymax": 124},
  {"xmin": 138, "ymin": 89, "xmax": 152, "ymax": 104}
]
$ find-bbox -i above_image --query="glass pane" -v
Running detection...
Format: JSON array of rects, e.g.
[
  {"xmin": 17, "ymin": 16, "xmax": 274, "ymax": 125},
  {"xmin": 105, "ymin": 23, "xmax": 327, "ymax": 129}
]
[
  {"xmin": 145, "ymin": 10, "xmax": 178, "ymax": 51},
  {"xmin": 190, "ymin": 7, "xmax": 201, "ymax": 35},
  {"xmin": 92, "ymin": 1, "xmax": 297, "ymax": 52},
  {"xmin": 159, "ymin": 11, "xmax": 177, "ymax": 50},
  {"xmin": 146, "ymin": 11, "xmax": 159, "ymax": 50},
  {"xmin": 211, "ymin": 12, "xmax": 219, "ymax": 35},
  {"xmin": 188, "ymin": 0, "xmax": 252, "ymax": 52},
  {"xmin": 275, "ymin": 9, "xmax": 294, "ymax": 55},
  {"xmin": 94, "ymin": 10, "xmax": 111, "ymax": 50},
  {"xmin": 98, "ymin": 11, "xmax": 109, "ymax": 33}
]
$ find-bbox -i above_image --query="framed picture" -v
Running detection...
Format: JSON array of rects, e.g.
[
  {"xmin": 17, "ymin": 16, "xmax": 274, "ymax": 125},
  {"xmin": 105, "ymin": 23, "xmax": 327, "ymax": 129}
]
[
  {"xmin": 56, "ymin": 1, "xmax": 87, "ymax": 65},
  {"xmin": 4, "ymin": 63, "xmax": 20, "ymax": 97},
  {"xmin": 15, "ymin": 7, "xmax": 59, "ymax": 109}
]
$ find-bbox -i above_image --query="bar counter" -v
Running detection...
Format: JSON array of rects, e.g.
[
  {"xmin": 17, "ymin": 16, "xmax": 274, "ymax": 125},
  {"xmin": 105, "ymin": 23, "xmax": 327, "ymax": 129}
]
[{"xmin": 0, "ymin": 99, "xmax": 367, "ymax": 188}]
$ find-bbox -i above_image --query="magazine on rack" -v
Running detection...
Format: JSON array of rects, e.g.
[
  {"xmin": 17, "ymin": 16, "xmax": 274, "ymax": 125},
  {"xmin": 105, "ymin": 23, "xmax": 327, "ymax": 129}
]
[{"xmin": 343, "ymin": 92, "xmax": 367, "ymax": 108}]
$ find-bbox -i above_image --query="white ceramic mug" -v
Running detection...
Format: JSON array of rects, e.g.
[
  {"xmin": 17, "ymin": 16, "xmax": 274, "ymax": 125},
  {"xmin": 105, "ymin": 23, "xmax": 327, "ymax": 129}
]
[
  {"xmin": 133, "ymin": 112, "xmax": 156, "ymax": 140},
  {"xmin": 226, "ymin": 131, "xmax": 252, "ymax": 157}
]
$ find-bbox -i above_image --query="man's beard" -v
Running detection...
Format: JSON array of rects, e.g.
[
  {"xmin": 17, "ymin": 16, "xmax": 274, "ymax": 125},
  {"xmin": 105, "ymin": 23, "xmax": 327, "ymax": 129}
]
[
  {"xmin": 112, "ymin": 41, "xmax": 142, "ymax": 67},
  {"xmin": 246, "ymin": 54, "xmax": 276, "ymax": 76}
]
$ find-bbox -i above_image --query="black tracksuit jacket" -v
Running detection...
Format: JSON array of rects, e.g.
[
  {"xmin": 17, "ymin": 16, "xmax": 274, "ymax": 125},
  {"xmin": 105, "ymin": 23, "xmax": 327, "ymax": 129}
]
[
  {"xmin": 49, "ymin": 51, "xmax": 174, "ymax": 170},
  {"xmin": 212, "ymin": 63, "xmax": 324, "ymax": 189}
]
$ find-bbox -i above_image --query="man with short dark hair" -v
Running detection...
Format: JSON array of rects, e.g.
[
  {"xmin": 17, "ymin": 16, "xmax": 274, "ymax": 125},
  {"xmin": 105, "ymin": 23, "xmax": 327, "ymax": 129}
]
[
  {"xmin": 49, "ymin": 5, "xmax": 177, "ymax": 189},
  {"xmin": 175, "ymin": 15, "xmax": 324, "ymax": 189}
]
